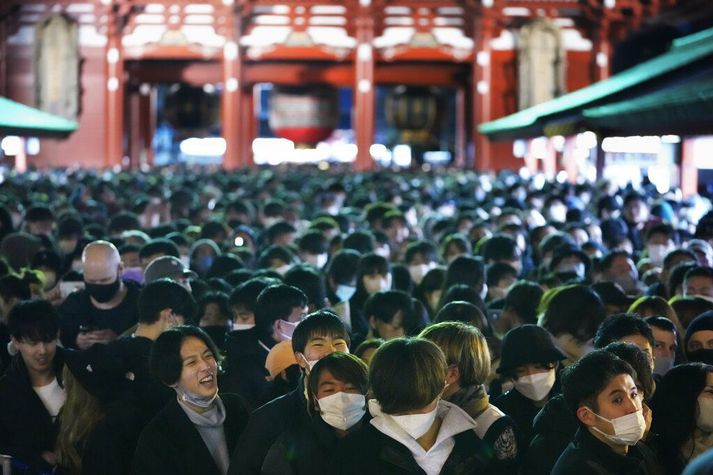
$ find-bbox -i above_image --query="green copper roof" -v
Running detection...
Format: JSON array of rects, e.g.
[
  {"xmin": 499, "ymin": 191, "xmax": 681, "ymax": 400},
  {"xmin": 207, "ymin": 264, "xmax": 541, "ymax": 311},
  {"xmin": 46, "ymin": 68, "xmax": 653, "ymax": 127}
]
[
  {"xmin": 0, "ymin": 97, "xmax": 78, "ymax": 136},
  {"xmin": 479, "ymin": 26, "xmax": 713, "ymax": 140}
]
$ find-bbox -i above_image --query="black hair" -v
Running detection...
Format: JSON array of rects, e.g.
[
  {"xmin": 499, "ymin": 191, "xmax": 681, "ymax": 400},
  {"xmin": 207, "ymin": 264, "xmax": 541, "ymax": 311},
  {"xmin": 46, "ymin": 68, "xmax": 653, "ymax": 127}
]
[
  {"xmin": 441, "ymin": 255, "xmax": 485, "ymax": 294},
  {"xmin": 684, "ymin": 266, "xmax": 713, "ymax": 287},
  {"xmin": 108, "ymin": 212, "xmax": 141, "ymax": 236},
  {"xmin": 542, "ymin": 285, "xmax": 606, "ymax": 342},
  {"xmin": 298, "ymin": 231, "xmax": 329, "ymax": 255},
  {"xmin": 434, "ymin": 300, "xmax": 491, "ymax": 336},
  {"xmin": 645, "ymin": 315, "xmax": 677, "ymax": 335},
  {"xmin": 264, "ymin": 221, "xmax": 297, "ymax": 245},
  {"xmin": 284, "ymin": 266, "xmax": 327, "ymax": 310},
  {"xmin": 24, "ymin": 205, "xmax": 54, "ymax": 223},
  {"xmin": 197, "ymin": 291, "xmax": 231, "ymax": 324},
  {"xmin": 651, "ymin": 363, "xmax": 713, "ymax": 474},
  {"xmin": 480, "ymin": 234, "xmax": 519, "ymax": 263},
  {"xmin": 503, "ymin": 281, "xmax": 544, "ymax": 325},
  {"xmin": 200, "ymin": 220, "xmax": 228, "ymax": 241},
  {"xmin": 603, "ymin": 342, "xmax": 655, "ymax": 400},
  {"xmin": 138, "ymin": 279, "xmax": 197, "ymax": 325},
  {"xmin": 257, "ymin": 245, "xmax": 297, "ymax": 269},
  {"xmin": 205, "ymin": 254, "xmax": 244, "ymax": 279},
  {"xmin": 486, "ymin": 262, "xmax": 518, "ymax": 288},
  {"xmin": 291, "ymin": 309, "xmax": 350, "ymax": 354},
  {"xmin": 342, "ymin": 231, "xmax": 376, "ymax": 254},
  {"xmin": 150, "ymin": 325, "xmax": 223, "ymax": 386},
  {"xmin": 363, "ymin": 290, "xmax": 418, "ymax": 334},
  {"xmin": 663, "ymin": 249, "xmax": 697, "ymax": 271},
  {"xmin": 561, "ymin": 349, "xmax": 636, "ymax": 416},
  {"xmin": 8, "ymin": 299, "xmax": 59, "ymax": 342},
  {"xmin": 645, "ymin": 223, "xmax": 677, "ymax": 244},
  {"xmin": 139, "ymin": 239, "xmax": 180, "ymax": 261},
  {"xmin": 254, "ymin": 284, "xmax": 308, "ymax": 339},
  {"xmin": 0, "ymin": 273, "xmax": 33, "ymax": 302},
  {"xmin": 669, "ymin": 262, "xmax": 698, "ymax": 296},
  {"xmin": 599, "ymin": 250, "xmax": 633, "ymax": 273},
  {"xmin": 593, "ymin": 313, "xmax": 654, "ymax": 349},
  {"xmin": 404, "ymin": 240, "xmax": 438, "ymax": 265},
  {"xmin": 228, "ymin": 278, "xmax": 275, "ymax": 313}
]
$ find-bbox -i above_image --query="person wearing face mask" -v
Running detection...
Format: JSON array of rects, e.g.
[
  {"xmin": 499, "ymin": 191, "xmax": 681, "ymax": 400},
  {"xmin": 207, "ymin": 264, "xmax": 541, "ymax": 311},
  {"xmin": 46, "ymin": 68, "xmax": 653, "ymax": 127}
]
[
  {"xmin": 262, "ymin": 352, "xmax": 369, "ymax": 474},
  {"xmin": 492, "ymin": 325, "xmax": 565, "ymax": 447},
  {"xmin": 58, "ymin": 241, "xmax": 141, "ymax": 350},
  {"xmin": 359, "ymin": 290, "xmax": 421, "ymax": 348},
  {"xmin": 189, "ymin": 239, "xmax": 222, "ymax": 278},
  {"xmin": 650, "ymin": 363, "xmax": 713, "ymax": 475},
  {"xmin": 348, "ymin": 253, "xmax": 392, "ymax": 339},
  {"xmin": 552, "ymin": 350, "xmax": 659, "ymax": 475},
  {"xmin": 644, "ymin": 224, "xmax": 678, "ymax": 268},
  {"xmin": 420, "ymin": 322, "xmax": 521, "ymax": 475},
  {"xmin": 645, "ymin": 316, "xmax": 681, "ymax": 377},
  {"xmin": 339, "ymin": 337, "xmax": 494, "ymax": 474},
  {"xmin": 229, "ymin": 310, "xmax": 350, "ymax": 475},
  {"xmin": 133, "ymin": 326, "xmax": 250, "ymax": 475},
  {"xmin": 297, "ymin": 231, "xmax": 330, "ymax": 270},
  {"xmin": 404, "ymin": 240, "xmax": 440, "ymax": 286},
  {"xmin": 528, "ymin": 342, "xmax": 656, "ymax": 475},
  {"xmin": 685, "ymin": 312, "xmax": 713, "ymax": 365}
]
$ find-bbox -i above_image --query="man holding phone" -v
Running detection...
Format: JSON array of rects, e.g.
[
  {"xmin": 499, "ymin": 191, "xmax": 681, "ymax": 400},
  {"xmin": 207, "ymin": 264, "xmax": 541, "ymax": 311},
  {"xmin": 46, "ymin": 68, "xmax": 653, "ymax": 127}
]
[{"xmin": 58, "ymin": 240, "xmax": 140, "ymax": 349}]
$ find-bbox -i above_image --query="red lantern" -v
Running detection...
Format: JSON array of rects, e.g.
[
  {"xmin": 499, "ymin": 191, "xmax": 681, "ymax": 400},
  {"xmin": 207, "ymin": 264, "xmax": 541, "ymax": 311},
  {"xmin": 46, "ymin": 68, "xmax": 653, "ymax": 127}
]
[{"xmin": 269, "ymin": 86, "xmax": 339, "ymax": 146}]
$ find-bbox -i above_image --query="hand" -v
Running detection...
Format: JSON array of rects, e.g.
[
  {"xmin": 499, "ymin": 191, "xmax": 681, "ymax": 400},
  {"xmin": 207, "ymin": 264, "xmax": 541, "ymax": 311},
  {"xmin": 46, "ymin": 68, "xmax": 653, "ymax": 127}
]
[
  {"xmin": 76, "ymin": 328, "xmax": 118, "ymax": 349},
  {"xmin": 41, "ymin": 450, "xmax": 57, "ymax": 466}
]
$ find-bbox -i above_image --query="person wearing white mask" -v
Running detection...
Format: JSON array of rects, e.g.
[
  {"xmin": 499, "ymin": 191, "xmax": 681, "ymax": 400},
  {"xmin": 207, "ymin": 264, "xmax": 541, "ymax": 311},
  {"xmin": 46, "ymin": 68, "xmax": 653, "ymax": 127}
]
[
  {"xmin": 644, "ymin": 316, "xmax": 679, "ymax": 377},
  {"xmin": 262, "ymin": 352, "xmax": 368, "ymax": 474},
  {"xmin": 404, "ymin": 240, "xmax": 440, "ymax": 286},
  {"xmin": 363, "ymin": 290, "xmax": 419, "ymax": 344},
  {"xmin": 133, "ymin": 326, "xmax": 250, "ymax": 475},
  {"xmin": 650, "ymin": 363, "xmax": 713, "ymax": 475},
  {"xmin": 644, "ymin": 224, "xmax": 678, "ymax": 268},
  {"xmin": 347, "ymin": 254, "xmax": 392, "ymax": 339},
  {"xmin": 552, "ymin": 350, "xmax": 658, "ymax": 474},
  {"xmin": 297, "ymin": 231, "xmax": 330, "ymax": 270},
  {"xmin": 339, "ymin": 337, "xmax": 494, "ymax": 475},
  {"xmin": 492, "ymin": 325, "xmax": 565, "ymax": 447}
]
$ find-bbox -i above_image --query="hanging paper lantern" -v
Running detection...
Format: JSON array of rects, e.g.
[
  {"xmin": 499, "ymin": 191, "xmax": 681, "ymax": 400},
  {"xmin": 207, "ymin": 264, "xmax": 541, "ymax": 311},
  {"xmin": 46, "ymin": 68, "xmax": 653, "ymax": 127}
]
[
  {"xmin": 269, "ymin": 86, "xmax": 339, "ymax": 146},
  {"xmin": 385, "ymin": 86, "xmax": 439, "ymax": 144},
  {"xmin": 164, "ymin": 85, "xmax": 220, "ymax": 137}
]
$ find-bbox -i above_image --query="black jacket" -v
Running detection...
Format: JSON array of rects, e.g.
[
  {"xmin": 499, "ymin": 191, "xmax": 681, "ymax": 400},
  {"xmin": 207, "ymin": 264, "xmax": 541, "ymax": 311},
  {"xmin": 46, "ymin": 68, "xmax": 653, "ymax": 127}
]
[
  {"xmin": 551, "ymin": 427, "xmax": 662, "ymax": 475},
  {"xmin": 132, "ymin": 393, "xmax": 249, "ymax": 475},
  {"xmin": 525, "ymin": 394, "xmax": 579, "ymax": 475},
  {"xmin": 0, "ymin": 350, "xmax": 64, "ymax": 473},
  {"xmin": 221, "ymin": 328, "xmax": 272, "ymax": 408},
  {"xmin": 261, "ymin": 411, "xmax": 369, "ymax": 475},
  {"xmin": 492, "ymin": 388, "xmax": 552, "ymax": 448},
  {"xmin": 228, "ymin": 378, "xmax": 308, "ymax": 475},
  {"xmin": 337, "ymin": 422, "xmax": 495, "ymax": 475}
]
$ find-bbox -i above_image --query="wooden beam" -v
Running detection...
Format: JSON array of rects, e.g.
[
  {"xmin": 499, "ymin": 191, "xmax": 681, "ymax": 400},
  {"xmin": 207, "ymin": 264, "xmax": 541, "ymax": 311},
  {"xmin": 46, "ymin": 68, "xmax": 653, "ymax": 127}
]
[
  {"xmin": 354, "ymin": 5, "xmax": 374, "ymax": 171},
  {"xmin": 105, "ymin": 5, "xmax": 125, "ymax": 169},
  {"xmin": 221, "ymin": 8, "xmax": 242, "ymax": 170}
]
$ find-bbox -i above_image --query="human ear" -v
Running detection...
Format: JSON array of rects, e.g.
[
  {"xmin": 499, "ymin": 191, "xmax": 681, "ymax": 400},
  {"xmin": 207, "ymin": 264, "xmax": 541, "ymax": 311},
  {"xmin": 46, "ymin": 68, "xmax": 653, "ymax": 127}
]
[{"xmin": 576, "ymin": 406, "xmax": 595, "ymax": 427}]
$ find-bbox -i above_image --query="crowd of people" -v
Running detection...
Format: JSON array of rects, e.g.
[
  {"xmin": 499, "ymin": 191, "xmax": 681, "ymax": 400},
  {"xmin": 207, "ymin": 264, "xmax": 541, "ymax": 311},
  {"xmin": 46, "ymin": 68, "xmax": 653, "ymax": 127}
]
[{"xmin": 1, "ymin": 165, "xmax": 713, "ymax": 474}]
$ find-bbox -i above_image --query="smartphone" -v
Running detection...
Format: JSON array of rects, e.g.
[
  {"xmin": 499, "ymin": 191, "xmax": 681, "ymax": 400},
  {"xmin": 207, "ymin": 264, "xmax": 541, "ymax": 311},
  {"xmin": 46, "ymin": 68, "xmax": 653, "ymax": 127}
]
[
  {"xmin": 59, "ymin": 281, "xmax": 85, "ymax": 299},
  {"xmin": 78, "ymin": 324, "xmax": 97, "ymax": 334}
]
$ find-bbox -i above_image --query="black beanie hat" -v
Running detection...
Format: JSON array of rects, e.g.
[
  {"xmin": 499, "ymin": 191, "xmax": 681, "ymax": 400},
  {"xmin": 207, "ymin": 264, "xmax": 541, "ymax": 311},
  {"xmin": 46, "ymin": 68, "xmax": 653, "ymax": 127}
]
[
  {"xmin": 685, "ymin": 310, "xmax": 713, "ymax": 353},
  {"xmin": 498, "ymin": 324, "xmax": 566, "ymax": 376}
]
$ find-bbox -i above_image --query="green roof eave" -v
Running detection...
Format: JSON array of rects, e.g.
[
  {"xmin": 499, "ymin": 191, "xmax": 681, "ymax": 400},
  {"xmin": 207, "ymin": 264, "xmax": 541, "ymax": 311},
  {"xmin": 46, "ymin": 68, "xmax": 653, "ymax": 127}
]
[
  {"xmin": 0, "ymin": 97, "xmax": 78, "ymax": 136},
  {"xmin": 582, "ymin": 75, "xmax": 713, "ymax": 135},
  {"xmin": 479, "ymin": 26, "xmax": 713, "ymax": 140}
]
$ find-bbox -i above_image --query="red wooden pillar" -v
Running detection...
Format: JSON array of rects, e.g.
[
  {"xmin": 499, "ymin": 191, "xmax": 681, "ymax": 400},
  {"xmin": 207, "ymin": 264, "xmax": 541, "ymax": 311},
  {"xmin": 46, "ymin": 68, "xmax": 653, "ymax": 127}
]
[
  {"xmin": 680, "ymin": 137, "xmax": 698, "ymax": 198},
  {"xmin": 472, "ymin": 13, "xmax": 494, "ymax": 171},
  {"xmin": 354, "ymin": 6, "xmax": 375, "ymax": 172},
  {"xmin": 238, "ymin": 85, "xmax": 255, "ymax": 167},
  {"xmin": 454, "ymin": 86, "xmax": 466, "ymax": 167},
  {"xmin": 593, "ymin": 16, "xmax": 612, "ymax": 81},
  {"xmin": 139, "ymin": 84, "xmax": 155, "ymax": 167},
  {"xmin": 128, "ymin": 89, "xmax": 141, "ymax": 169},
  {"xmin": 104, "ymin": 6, "xmax": 124, "ymax": 168},
  {"xmin": 222, "ymin": 6, "xmax": 242, "ymax": 170}
]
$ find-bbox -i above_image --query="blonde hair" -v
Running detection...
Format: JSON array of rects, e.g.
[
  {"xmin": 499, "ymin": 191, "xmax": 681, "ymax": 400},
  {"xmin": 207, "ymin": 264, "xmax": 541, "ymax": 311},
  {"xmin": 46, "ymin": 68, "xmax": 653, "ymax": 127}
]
[
  {"xmin": 419, "ymin": 321, "xmax": 491, "ymax": 387},
  {"xmin": 56, "ymin": 366, "xmax": 105, "ymax": 474}
]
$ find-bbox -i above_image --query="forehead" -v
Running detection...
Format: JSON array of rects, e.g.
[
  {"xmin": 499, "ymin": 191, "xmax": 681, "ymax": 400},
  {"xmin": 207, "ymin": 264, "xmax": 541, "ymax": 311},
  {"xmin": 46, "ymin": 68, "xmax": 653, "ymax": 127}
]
[
  {"xmin": 690, "ymin": 330, "xmax": 713, "ymax": 344},
  {"xmin": 599, "ymin": 373, "xmax": 636, "ymax": 399},
  {"xmin": 687, "ymin": 275, "xmax": 713, "ymax": 287},
  {"xmin": 180, "ymin": 336, "xmax": 209, "ymax": 358},
  {"xmin": 308, "ymin": 331, "xmax": 347, "ymax": 343},
  {"xmin": 651, "ymin": 326, "xmax": 675, "ymax": 341}
]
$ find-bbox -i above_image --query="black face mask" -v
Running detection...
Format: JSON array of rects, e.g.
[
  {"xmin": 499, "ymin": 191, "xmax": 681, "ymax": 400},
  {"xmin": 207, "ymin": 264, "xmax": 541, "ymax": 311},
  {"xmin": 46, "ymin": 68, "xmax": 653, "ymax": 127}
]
[
  {"xmin": 688, "ymin": 349, "xmax": 713, "ymax": 365},
  {"xmin": 85, "ymin": 277, "xmax": 120, "ymax": 303}
]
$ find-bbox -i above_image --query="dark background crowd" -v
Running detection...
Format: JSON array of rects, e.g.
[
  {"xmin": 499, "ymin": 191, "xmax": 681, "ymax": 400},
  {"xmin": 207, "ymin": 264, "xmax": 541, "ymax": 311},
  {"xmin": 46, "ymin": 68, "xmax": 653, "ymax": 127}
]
[{"xmin": 1, "ymin": 165, "xmax": 713, "ymax": 475}]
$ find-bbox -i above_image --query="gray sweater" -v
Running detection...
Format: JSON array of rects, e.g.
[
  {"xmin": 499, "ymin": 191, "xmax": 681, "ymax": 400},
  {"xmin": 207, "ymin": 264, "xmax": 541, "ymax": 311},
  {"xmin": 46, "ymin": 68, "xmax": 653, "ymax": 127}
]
[{"xmin": 178, "ymin": 396, "xmax": 230, "ymax": 475}]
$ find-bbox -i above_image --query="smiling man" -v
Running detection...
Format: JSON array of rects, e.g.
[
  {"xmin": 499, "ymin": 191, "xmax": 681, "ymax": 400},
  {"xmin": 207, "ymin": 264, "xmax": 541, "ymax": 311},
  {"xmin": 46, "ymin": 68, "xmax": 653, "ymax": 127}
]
[
  {"xmin": 0, "ymin": 300, "xmax": 65, "ymax": 473},
  {"xmin": 553, "ymin": 350, "xmax": 659, "ymax": 474}
]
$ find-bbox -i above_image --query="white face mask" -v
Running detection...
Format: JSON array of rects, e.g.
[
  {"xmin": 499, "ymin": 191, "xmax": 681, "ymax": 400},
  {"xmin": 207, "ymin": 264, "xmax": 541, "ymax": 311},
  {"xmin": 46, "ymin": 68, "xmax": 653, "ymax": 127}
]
[
  {"xmin": 479, "ymin": 283, "xmax": 488, "ymax": 301},
  {"xmin": 555, "ymin": 262, "xmax": 586, "ymax": 279},
  {"xmin": 175, "ymin": 385, "xmax": 219, "ymax": 409},
  {"xmin": 697, "ymin": 397, "xmax": 713, "ymax": 432},
  {"xmin": 389, "ymin": 404, "xmax": 439, "ymax": 440},
  {"xmin": 335, "ymin": 284, "xmax": 357, "ymax": 303},
  {"xmin": 364, "ymin": 275, "xmax": 390, "ymax": 294},
  {"xmin": 305, "ymin": 253, "xmax": 328, "ymax": 269},
  {"xmin": 374, "ymin": 247, "xmax": 391, "ymax": 259},
  {"xmin": 408, "ymin": 263, "xmax": 436, "ymax": 285},
  {"xmin": 653, "ymin": 356, "xmax": 674, "ymax": 377},
  {"xmin": 587, "ymin": 408, "xmax": 646, "ymax": 446},
  {"xmin": 647, "ymin": 244, "xmax": 672, "ymax": 266},
  {"xmin": 318, "ymin": 392, "xmax": 366, "ymax": 431},
  {"xmin": 233, "ymin": 323, "xmax": 255, "ymax": 331},
  {"xmin": 274, "ymin": 264, "xmax": 292, "ymax": 276},
  {"xmin": 514, "ymin": 369, "xmax": 556, "ymax": 401},
  {"xmin": 278, "ymin": 319, "xmax": 299, "ymax": 341}
]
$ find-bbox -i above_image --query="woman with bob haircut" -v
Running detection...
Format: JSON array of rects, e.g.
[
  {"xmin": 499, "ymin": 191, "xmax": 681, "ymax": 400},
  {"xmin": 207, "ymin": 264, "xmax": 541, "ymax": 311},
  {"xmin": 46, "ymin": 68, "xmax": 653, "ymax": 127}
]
[
  {"xmin": 420, "ymin": 321, "xmax": 520, "ymax": 474},
  {"xmin": 262, "ymin": 352, "xmax": 369, "ymax": 474},
  {"xmin": 132, "ymin": 326, "xmax": 249, "ymax": 475},
  {"xmin": 650, "ymin": 363, "xmax": 713, "ymax": 475},
  {"xmin": 339, "ymin": 337, "xmax": 493, "ymax": 474}
]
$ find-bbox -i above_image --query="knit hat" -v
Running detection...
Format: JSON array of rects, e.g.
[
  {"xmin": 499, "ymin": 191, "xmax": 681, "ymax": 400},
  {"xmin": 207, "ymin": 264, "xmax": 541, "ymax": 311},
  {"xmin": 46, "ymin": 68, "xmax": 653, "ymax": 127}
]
[
  {"xmin": 0, "ymin": 232, "xmax": 42, "ymax": 271},
  {"xmin": 63, "ymin": 344, "xmax": 133, "ymax": 402},
  {"xmin": 685, "ymin": 311, "xmax": 713, "ymax": 351},
  {"xmin": 498, "ymin": 324, "xmax": 565, "ymax": 376}
]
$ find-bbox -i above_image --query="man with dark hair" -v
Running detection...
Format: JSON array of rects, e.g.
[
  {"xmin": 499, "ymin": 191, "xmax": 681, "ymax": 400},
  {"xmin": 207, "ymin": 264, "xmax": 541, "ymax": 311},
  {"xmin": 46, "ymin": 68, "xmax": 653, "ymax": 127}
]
[
  {"xmin": 138, "ymin": 238, "xmax": 180, "ymax": 268},
  {"xmin": 494, "ymin": 281, "xmax": 544, "ymax": 335},
  {"xmin": 593, "ymin": 314, "xmax": 655, "ymax": 368},
  {"xmin": 683, "ymin": 266, "xmax": 713, "ymax": 301},
  {"xmin": 481, "ymin": 234, "xmax": 523, "ymax": 276},
  {"xmin": 58, "ymin": 240, "xmax": 141, "ymax": 349},
  {"xmin": 284, "ymin": 266, "xmax": 328, "ymax": 312},
  {"xmin": 552, "ymin": 350, "xmax": 658, "ymax": 474},
  {"xmin": 0, "ymin": 300, "xmax": 64, "ymax": 473},
  {"xmin": 254, "ymin": 284, "xmax": 308, "ymax": 346},
  {"xmin": 297, "ymin": 230, "xmax": 329, "ymax": 269},
  {"xmin": 228, "ymin": 309, "xmax": 349, "ymax": 475},
  {"xmin": 598, "ymin": 250, "xmax": 642, "ymax": 296}
]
